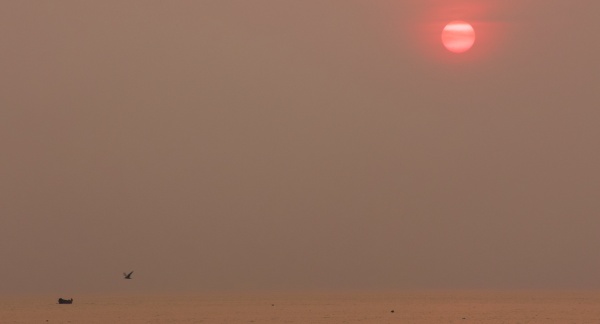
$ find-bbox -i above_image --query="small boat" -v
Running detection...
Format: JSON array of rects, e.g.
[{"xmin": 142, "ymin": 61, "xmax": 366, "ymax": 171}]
[{"xmin": 58, "ymin": 298, "xmax": 73, "ymax": 304}]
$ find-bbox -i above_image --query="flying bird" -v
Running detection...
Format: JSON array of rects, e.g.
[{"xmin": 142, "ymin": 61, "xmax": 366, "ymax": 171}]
[{"xmin": 123, "ymin": 271, "xmax": 134, "ymax": 279}]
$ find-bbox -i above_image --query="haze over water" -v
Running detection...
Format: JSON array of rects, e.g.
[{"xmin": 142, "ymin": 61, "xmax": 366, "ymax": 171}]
[
  {"xmin": 4, "ymin": 291, "xmax": 600, "ymax": 323},
  {"xmin": 2, "ymin": 0, "xmax": 600, "ymax": 299}
]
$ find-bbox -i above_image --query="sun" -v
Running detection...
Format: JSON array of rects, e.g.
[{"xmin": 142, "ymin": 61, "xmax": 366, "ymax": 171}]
[{"xmin": 441, "ymin": 21, "xmax": 476, "ymax": 53}]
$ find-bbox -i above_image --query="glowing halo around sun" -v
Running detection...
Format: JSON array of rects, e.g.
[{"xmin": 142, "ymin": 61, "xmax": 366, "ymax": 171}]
[{"xmin": 441, "ymin": 21, "xmax": 476, "ymax": 53}]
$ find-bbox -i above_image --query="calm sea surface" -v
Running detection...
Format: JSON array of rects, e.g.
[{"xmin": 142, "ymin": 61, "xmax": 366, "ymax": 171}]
[{"xmin": 2, "ymin": 291, "xmax": 600, "ymax": 323}]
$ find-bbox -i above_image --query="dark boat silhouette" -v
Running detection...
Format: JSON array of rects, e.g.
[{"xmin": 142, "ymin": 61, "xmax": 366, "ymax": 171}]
[{"xmin": 58, "ymin": 298, "xmax": 73, "ymax": 304}]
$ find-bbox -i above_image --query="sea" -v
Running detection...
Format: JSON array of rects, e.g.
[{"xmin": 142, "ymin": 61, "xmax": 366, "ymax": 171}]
[{"xmin": 2, "ymin": 291, "xmax": 600, "ymax": 323}]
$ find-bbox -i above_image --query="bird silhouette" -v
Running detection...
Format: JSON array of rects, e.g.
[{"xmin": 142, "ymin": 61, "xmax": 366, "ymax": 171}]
[{"xmin": 123, "ymin": 271, "xmax": 134, "ymax": 279}]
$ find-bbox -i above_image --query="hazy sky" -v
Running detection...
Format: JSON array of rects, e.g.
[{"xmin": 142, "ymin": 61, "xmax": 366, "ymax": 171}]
[{"xmin": 2, "ymin": 0, "xmax": 599, "ymax": 294}]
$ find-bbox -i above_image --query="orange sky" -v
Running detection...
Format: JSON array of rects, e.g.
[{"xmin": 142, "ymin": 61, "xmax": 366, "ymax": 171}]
[{"xmin": 1, "ymin": 0, "xmax": 599, "ymax": 294}]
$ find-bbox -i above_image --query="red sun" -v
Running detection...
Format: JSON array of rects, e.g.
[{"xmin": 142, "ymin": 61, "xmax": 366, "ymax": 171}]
[{"xmin": 441, "ymin": 21, "xmax": 476, "ymax": 53}]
